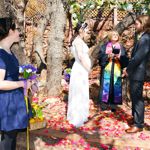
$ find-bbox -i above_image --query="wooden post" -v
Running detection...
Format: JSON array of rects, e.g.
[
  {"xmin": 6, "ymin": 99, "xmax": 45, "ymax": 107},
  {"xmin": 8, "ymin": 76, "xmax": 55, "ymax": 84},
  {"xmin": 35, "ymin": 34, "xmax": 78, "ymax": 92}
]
[{"xmin": 113, "ymin": 7, "xmax": 118, "ymax": 27}]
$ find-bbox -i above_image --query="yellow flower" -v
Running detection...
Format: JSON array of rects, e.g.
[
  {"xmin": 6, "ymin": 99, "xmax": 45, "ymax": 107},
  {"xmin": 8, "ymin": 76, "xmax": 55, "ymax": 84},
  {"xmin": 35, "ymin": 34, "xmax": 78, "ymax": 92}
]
[{"xmin": 30, "ymin": 118, "xmax": 35, "ymax": 123}]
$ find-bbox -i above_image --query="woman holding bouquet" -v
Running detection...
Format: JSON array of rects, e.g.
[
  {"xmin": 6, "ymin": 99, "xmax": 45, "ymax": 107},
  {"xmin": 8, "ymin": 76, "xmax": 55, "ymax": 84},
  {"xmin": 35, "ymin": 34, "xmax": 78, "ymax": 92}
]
[
  {"xmin": 0, "ymin": 18, "xmax": 32, "ymax": 150},
  {"xmin": 67, "ymin": 22, "xmax": 91, "ymax": 127},
  {"xmin": 98, "ymin": 30, "xmax": 128, "ymax": 112}
]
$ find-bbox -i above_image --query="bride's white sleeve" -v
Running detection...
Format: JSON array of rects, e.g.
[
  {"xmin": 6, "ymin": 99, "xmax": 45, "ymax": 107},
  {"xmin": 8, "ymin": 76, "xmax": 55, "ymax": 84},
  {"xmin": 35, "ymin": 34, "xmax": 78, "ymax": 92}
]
[{"xmin": 74, "ymin": 40, "xmax": 91, "ymax": 72}]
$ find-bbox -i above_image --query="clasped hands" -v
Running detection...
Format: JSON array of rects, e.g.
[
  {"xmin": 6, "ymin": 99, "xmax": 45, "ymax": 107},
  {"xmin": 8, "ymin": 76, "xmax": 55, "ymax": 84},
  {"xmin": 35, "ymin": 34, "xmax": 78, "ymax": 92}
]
[
  {"xmin": 122, "ymin": 67, "xmax": 128, "ymax": 78},
  {"xmin": 108, "ymin": 53, "xmax": 120, "ymax": 59}
]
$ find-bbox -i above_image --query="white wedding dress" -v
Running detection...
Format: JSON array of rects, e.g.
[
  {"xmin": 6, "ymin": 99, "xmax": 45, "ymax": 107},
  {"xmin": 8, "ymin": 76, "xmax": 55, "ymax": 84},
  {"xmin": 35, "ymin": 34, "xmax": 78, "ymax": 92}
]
[{"xmin": 67, "ymin": 37, "xmax": 91, "ymax": 127}]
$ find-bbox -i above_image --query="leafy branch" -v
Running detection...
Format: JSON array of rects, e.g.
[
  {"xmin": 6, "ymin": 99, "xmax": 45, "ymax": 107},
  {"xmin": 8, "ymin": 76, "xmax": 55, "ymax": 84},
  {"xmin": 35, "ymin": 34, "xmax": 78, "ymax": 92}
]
[{"xmin": 64, "ymin": 0, "xmax": 150, "ymax": 28}]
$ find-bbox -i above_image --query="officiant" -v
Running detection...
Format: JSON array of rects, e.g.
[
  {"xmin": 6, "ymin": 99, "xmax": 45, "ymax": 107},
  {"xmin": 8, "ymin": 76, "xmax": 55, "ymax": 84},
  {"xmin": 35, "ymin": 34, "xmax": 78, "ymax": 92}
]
[{"xmin": 98, "ymin": 30, "xmax": 129, "ymax": 112}]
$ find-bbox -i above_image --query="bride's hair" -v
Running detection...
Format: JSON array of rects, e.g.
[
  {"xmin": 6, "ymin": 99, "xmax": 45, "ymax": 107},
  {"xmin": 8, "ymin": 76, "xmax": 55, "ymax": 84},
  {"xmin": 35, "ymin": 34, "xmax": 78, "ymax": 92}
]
[{"xmin": 70, "ymin": 22, "xmax": 88, "ymax": 46}]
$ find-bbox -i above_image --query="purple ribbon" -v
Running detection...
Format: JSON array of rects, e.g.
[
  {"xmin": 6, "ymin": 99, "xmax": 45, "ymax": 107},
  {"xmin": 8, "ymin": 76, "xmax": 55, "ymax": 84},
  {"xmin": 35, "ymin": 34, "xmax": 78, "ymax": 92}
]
[{"xmin": 23, "ymin": 80, "xmax": 27, "ymax": 96}]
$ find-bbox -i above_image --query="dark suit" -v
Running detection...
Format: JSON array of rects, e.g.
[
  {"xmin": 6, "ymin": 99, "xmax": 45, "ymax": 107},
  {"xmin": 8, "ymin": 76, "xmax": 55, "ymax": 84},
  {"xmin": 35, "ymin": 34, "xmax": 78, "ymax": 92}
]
[{"xmin": 127, "ymin": 32, "xmax": 150, "ymax": 128}]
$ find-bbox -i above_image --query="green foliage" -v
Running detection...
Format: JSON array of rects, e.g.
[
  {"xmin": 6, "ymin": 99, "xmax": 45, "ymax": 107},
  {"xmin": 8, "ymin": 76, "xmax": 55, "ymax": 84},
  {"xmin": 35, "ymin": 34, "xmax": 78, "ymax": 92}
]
[
  {"xmin": 118, "ymin": 1, "xmax": 150, "ymax": 14},
  {"xmin": 66, "ymin": 0, "xmax": 104, "ymax": 27},
  {"xmin": 65, "ymin": 0, "xmax": 150, "ymax": 28}
]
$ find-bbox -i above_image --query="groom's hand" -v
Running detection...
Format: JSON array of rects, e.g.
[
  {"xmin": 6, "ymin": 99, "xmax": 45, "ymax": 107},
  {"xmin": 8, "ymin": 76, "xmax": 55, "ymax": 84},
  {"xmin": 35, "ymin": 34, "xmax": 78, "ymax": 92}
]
[{"xmin": 122, "ymin": 68, "xmax": 128, "ymax": 77}]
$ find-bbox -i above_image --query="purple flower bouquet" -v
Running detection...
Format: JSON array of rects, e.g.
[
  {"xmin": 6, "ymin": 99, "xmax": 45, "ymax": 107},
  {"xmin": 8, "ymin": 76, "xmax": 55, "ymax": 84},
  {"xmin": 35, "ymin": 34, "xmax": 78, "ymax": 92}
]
[
  {"xmin": 19, "ymin": 64, "xmax": 39, "ymax": 148},
  {"xmin": 19, "ymin": 64, "xmax": 37, "ymax": 80}
]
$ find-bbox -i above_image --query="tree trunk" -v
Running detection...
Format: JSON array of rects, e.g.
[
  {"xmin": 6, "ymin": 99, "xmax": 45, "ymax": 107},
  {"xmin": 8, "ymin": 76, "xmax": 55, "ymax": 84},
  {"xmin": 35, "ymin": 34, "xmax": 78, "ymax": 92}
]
[
  {"xmin": 25, "ymin": 0, "xmax": 51, "ymax": 71},
  {"xmin": 47, "ymin": 0, "xmax": 66, "ymax": 96},
  {"xmin": 114, "ymin": 12, "xmax": 136, "ymax": 34},
  {"xmin": 0, "ymin": 0, "xmax": 7, "ymax": 17},
  {"xmin": 33, "ymin": 18, "xmax": 48, "ymax": 67},
  {"xmin": 11, "ymin": 0, "xmax": 27, "ymax": 64}
]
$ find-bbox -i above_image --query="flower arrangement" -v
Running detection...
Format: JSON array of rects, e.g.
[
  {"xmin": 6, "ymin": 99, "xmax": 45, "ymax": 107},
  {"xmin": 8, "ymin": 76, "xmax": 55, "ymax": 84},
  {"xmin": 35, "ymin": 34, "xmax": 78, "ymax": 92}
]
[
  {"xmin": 31, "ymin": 98, "xmax": 43, "ymax": 118},
  {"xmin": 63, "ymin": 68, "xmax": 71, "ymax": 82},
  {"xmin": 29, "ymin": 97, "xmax": 47, "ymax": 130},
  {"xmin": 19, "ymin": 64, "xmax": 37, "ymax": 80},
  {"xmin": 19, "ymin": 64, "xmax": 46, "ymax": 130},
  {"xmin": 19, "ymin": 64, "xmax": 38, "ymax": 110},
  {"xmin": 30, "ymin": 97, "xmax": 46, "ymax": 127},
  {"xmin": 19, "ymin": 64, "xmax": 38, "ymax": 149},
  {"xmin": 31, "ymin": 104, "xmax": 43, "ymax": 120}
]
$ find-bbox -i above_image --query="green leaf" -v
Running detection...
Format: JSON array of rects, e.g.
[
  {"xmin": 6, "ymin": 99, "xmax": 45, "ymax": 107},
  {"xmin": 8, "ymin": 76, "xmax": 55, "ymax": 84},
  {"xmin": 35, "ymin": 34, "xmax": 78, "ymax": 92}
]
[
  {"xmin": 95, "ymin": 0, "xmax": 103, "ymax": 6},
  {"xmin": 36, "ymin": 109, "xmax": 43, "ymax": 118},
  {"xmin": 32, "ymin": 108, "xmax": 36, "ymax": 117},
  {"xmin": 23, "ymin": 70, "xmax": 30, "ymax": 79}
]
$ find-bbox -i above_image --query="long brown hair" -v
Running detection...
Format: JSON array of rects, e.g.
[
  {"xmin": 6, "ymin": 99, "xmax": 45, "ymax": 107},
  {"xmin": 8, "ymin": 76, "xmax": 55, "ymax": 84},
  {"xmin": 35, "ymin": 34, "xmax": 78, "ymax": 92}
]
[{"xmin": 136, "ymin": 15, "xmax": 150, "ymax": 33}]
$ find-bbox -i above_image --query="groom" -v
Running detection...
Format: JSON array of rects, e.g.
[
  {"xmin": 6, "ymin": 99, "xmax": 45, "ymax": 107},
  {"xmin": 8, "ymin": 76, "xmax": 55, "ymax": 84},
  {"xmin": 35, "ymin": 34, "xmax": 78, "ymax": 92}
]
[{"xmin": 123, "ymin": 15, "xmax": 150, "ymax": 133}]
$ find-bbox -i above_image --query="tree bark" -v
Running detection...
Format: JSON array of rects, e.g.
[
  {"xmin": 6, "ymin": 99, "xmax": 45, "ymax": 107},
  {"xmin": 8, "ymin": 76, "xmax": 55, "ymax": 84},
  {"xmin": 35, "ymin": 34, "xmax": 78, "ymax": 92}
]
[
  {"xmin": 11, "ymin": 0, "xmax": 27, "ymax": 64},
  {"xmin": 25, "ymin": 0, "xmax": 51, "ymax": 70},
  {"xmin": 33, "ymin": 17, "xmax": 48, "ymax": 67},
  {"xmin": 47, "ymin": 0, "xmax": 66, "ymax": 96},
  {"xmin": 0, "ymin": 0, "xmax": 7, "ymax": 17},
  {"xmin": 114, "ymin": 12, "xmax": 136, "ymax": 34}
]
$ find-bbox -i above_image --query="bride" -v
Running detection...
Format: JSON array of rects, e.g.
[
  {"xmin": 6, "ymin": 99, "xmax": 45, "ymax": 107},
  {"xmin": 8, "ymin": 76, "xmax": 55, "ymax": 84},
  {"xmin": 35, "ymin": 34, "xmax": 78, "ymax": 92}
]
[{"xmin": 67, "ymin": 22, "xmax": 91, "ymax": 127}]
